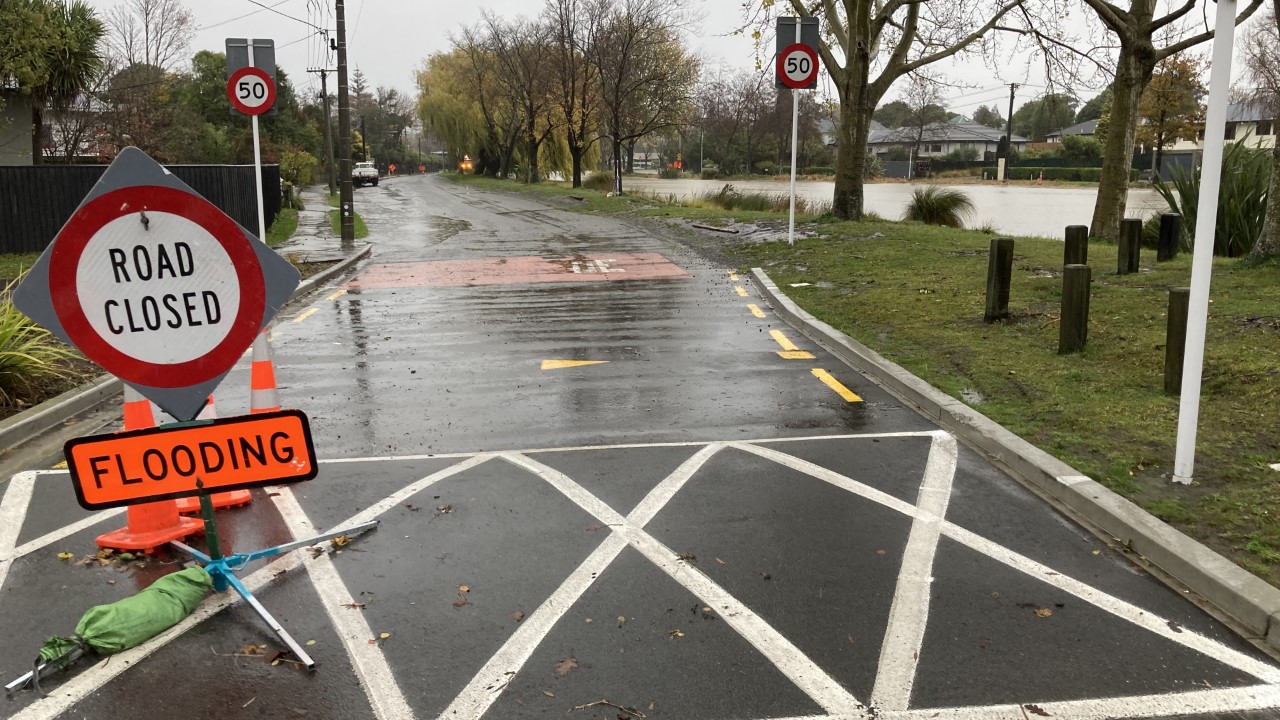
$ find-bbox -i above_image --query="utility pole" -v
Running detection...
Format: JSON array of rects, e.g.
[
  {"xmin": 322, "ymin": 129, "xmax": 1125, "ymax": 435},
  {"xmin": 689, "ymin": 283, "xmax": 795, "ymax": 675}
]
[
  {"xmin": 1001, "ymin": 83, "xmax": 1019, "ymax": 182},
  {"xmin": 307, "ymin": 67, "xmax": 337, "ymax": 197},
  {"xmin": 335, "ymin": 0, "xmax": 354, "ymax": 247}
]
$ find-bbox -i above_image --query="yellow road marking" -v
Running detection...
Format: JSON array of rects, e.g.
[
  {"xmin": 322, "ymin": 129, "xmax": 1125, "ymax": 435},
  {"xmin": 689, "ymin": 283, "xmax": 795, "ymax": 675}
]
[
  {"xmin": 292, "ymin": 308, "xmax": 319, "ymax": 323},
  {"xmin": 541, "ymin": 360, "xmax": 609, "ymax": 371},
  {"xmin": 778, "ymin": 350, "xmax": 815, "ymax": 360},
  {"xmin": 812, "ymin": 369, "xmax": 863, "ymax": 402},
  {"xmin": 747, "ymin": 304, "xmax": 766, "ymax": 318},
  {"xmin": 769, "ymin": 329, "xmax": 800, "ymax": 351},
  {"xmin": 728, "ymin": 271, "xmax": 739, "ymax": 281},
  {"xmin": 325, "ymin": 288, "xmax": 348, "ymax": 301},
  {"xmin": 735, "ymin": 286, "xmax": 748, "ymax": 297},
  {"xmin": 52, "ymin": 460, "xmax": 67, "ymax": 469}
]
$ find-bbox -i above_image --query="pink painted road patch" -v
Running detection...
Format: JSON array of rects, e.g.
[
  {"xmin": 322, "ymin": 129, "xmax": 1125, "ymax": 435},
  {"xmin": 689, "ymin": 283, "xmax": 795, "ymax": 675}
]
[{"xmin": 347, "ymin": 252, "xmax": 689, "ymax": 289}]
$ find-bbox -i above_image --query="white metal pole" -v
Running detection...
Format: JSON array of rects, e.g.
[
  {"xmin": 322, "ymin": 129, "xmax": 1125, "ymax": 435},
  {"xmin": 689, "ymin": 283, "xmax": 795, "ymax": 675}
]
[
  {"xmin": 248, "ymin": 39, "xmax": 267, "ymax": 242},
  {"xmin": 1173, "ymin": 0, "xmax": 1237, "ymax": 485},
  {"xmin": 787, "ymin": 18, "xmax": 802, "ymax": 247}
]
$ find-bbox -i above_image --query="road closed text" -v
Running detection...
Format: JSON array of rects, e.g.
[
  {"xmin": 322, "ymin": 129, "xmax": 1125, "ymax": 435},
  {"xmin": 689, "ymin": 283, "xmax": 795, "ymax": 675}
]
[
  {"xmin": 102, "ymin": 243, "xmax": 224, "ymax": 334},
  {"xmin": 64, "ymin": 410, "xmax": 317, "ymax": 510}
]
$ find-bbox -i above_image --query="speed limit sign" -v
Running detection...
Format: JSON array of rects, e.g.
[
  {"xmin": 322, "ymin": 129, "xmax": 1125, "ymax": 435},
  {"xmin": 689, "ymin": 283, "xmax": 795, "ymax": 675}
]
[
  {"xmin": 227, "ymin": 66, "xmax": 276, "ymax": 116},
  {"xmin": 777, "ymin": 42, "xmax": 819, "ymax": 90}
]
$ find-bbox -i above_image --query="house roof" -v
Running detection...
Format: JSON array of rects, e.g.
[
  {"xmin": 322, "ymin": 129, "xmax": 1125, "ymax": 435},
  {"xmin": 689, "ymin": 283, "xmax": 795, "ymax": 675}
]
[
  {"xmin": 868, "ymin": 121, "xmax": 1027, "ymax": 145},
  {"xmin": 1227, "ymin": 100, "xmax": 1276, "ymax": 122},
  {"xmin": 1046, "ymin": 119, "xmax": 1098, "ymax": 139}
]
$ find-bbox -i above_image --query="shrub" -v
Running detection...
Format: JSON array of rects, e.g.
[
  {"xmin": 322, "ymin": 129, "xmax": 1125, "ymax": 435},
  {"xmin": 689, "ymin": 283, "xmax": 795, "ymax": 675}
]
[
  {"xmin": 886, "ymin": 146, "xmax": 911, "ymax": 162},
  {"xmin": 657, "ymin": 167, "xmax": 682, "ymax": 179},
  {"xmin": 754, "ymin": 160, "xmax": 777, "ymax": 175},
  {"xmin": 1058, "ymin": 134, "xmax": 1104, "ymax": 164},
  {"xmin": 804, "ymin": 166, "xmax": 836, "ymax": 175},
  {"xmin": 863, "ymin": 154, "xmax": 883, "ymax": 179},
  {"xmin": 279, "ymin": 149, "xmax": 319, "ymax": 186},
  {"xmin": 689, "ymin": 184, "xmax": 826, "ymax": 215},
  {"xmin": 902, "ymin": 186, "xmax": 975, "ymax": 228},
  {"xmin": 700, "ymin": 169, "xmax": 720, "ymax": 180},
  {"xmin": 1154, "ymin": 143, "xmax": 1271, "ymax": 257},
  {"xmin": 1006, "ymin": 167, "xmax": 1140, "ymax": 182},
  {"xmin": 0, "ymin": 276, "xmax": 77, "ymax": 406},
  {"xmin": 583, "ymin": 172, "xmax": 615, "ymax": 192},
  {"xmin": 945, "ymin": 146, "xmax": 980, "ymax": 162}
]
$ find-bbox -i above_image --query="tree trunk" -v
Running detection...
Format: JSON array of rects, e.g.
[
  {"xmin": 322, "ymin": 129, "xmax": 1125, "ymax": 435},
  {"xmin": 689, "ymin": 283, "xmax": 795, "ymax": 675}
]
[
  {"xmin": 612, "ymin": 134, "xmax": 623, "ymax": 194},
  {"xmin": 31, "ymin": 103, "xmax": 43, "ymax": 165},
  {"xmin": 625, "ymin": 139, "xmax": 635, "ymax": 173},
  {"xmin": 832, "ymin": 43, "xmax": 874, "ymax": 220},
  {"xmin": 1249, "ymin": 142, "xmax": 1280, "ymax": 261},
  {"xmin": 527, "ymin": 135, "xmax": 540, "ymax": 183},
  {"xmin": 570, "ymin": 145, "xmax": 583, "ymax": 188},
  {"xmin": 1090, "ymin": 44, "xmax": 1156, "ymax": 241}
]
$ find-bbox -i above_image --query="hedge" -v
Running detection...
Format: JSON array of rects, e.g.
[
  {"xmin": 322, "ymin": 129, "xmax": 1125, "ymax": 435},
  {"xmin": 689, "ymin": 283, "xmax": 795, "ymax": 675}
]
[
  {"xmin": 801, "ymin": 166, "xmax": 836, "ymax": 175},
  {"xmin": 1005, "ymin": 166, "xmax": 1140, "ymax": 182}
]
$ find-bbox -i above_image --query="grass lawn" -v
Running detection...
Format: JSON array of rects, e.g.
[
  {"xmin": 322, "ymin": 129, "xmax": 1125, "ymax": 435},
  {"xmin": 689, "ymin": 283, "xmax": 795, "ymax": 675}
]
[
  {"xmin": 327, "ymin": 194, "xmax": 369, "ymax": 238},
  {"xmin": 443, "ymin": 172, "xmax": 1280, "ymax": 585},
  {"xmin": 266, "ymin": 208, "xmax": 298, "ymax": 247}
]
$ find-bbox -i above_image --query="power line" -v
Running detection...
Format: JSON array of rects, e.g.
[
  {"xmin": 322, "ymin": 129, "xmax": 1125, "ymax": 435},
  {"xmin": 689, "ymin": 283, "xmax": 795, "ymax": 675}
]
[
  {"xmin": 243, "ymin": 0, "xmax": 325, "ymax": 32},
  {"xmin": 198, "ymin": 0, "xmax": 292, "ymax": 30}
]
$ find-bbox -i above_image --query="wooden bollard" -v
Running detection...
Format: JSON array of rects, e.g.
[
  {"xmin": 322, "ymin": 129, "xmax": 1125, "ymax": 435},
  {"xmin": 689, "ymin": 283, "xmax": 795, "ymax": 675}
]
[
  {"xmin": 1165, "ymin": 287, "xmax": 1190, "ymax": 394},
  {"xmin": 1059, "ymin": 264, "xmax": 1091, "ymax": 354},
  {"xmin": 1118, "ymin": 218, "xmax": 1141, "ymax": 275},
  {"xmin": 1158, "ymin": 213, "xmax": 1181, "ymax": 262},
  {"xmin": 1064, "ymin": 225, "xmax": 1088, "ymax": 266},
  {"xmin": 984, "ymin": 237, "xmax": 1014, "ymax": 323}
]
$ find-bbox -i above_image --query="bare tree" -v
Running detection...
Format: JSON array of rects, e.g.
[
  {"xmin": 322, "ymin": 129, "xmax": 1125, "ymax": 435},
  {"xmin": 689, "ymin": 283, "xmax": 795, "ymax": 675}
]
[
  {"xmin": 106, "ymin": 0, "xmax": 194, "ymax": 70},
  {"xmin": 1074, "ymin": 0, "xmax": 1264, "ymax": 240},
  {"xmin": 743, "ymin": 0, "xmax": 1040, "ymax": 220},
  {"xmin": 483, "ymin": 11, "xmax": 560, "ymax": 183},
  {"xmin": 591, "ymin": 0, "xmax": 699, "ymax": 194},
  {"xmin": 453, "ymin": 24, "xmax": 523, "ymax": 177},
  {"xmin": 1244, "ymin": 1, "xmax": 1280, "ymax": 261},
  {"xmin": 544, "ymin": 0, "xmax": 604, "ymax": 187}
]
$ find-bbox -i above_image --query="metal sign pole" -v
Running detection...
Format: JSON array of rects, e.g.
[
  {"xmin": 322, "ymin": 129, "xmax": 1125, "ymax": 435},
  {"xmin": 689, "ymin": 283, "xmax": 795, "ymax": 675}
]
[
  {"xmin": 248, "ymin": 39, "xmax": 267, "ymax": 242},
  {"xmin": 1173, "ymin": 0, "xmax": 1237, "ymax": 484},
  {"xmin": 787, "ymin": 19, "xmax": 802, "ymax": 247}
]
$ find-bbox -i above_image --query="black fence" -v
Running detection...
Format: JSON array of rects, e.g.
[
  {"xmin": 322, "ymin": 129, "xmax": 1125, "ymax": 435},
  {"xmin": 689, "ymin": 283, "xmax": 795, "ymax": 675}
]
[{"xmin": 0, "ymin": 164, "xmax": 280, "ymax": 254}]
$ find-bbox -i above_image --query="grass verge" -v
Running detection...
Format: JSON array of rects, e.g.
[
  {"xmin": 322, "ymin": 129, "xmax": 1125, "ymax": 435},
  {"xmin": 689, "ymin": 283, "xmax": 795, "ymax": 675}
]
[
  {"xmin": 266, "ymin": 208, "xmax": 298, "ymax": 247},
  {"xmin": 445, "ymin": 171, "xmax": 1280, "ymax": 586},
  {"xmin": 328, "ymin": 194, "xmax": 369, "ymax": 238}
]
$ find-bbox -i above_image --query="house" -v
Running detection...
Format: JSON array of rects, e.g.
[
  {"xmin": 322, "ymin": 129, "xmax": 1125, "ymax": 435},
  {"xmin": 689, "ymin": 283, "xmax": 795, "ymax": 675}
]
[
  {"xmin": 1045, "ymin": 119, "xmax": 1098, "ymax": 143},
  {"xmin": 867, "ymin": 119, "xmax": 1027, "ymax": 159},
  {"xmin": 1170, "ymin": 100, "xmax": 1276, "ymax": 152}
]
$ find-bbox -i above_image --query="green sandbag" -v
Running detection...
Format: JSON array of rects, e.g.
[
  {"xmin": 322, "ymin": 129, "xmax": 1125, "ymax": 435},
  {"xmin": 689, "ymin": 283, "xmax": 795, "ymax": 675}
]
[{"xmin": 40, "ymin": 566, "xmax": 212, "ymax": 662}]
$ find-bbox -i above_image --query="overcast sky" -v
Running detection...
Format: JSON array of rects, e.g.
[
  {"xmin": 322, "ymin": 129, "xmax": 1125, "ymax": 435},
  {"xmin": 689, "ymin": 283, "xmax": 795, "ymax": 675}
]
[{"xmin": 86, "ymin": 0, "xmax": 1262, "ymax": 118}]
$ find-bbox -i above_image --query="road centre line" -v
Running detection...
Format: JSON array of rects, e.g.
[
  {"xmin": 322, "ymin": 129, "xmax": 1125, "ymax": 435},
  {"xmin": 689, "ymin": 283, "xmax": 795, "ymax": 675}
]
[
  {"xmin": 443, "ymin": 446, "xmax": 723, "ymax": 720},
  {"xmin": 870, "ymin": 434, "xmax": 958, "ymax": 712},
  {"xmin": 748, "ymin": 304, "xmax": 767, "ymax": 318},
  {"xmin": 733, "ymin": 440, "xmax": 1280, "ymax": 684},
  {"xmin": 811, "ymin": 369, "xmax": 863, "ymax": 402},
  {"xmin": 498, "ymin": 451, "xmax": 864, "ymax": 715},
  {"xmin": 736, "ymin": 285, "xmax": 749, "ymax": 297},
  {"xmin": 728, "ymin": 271, "xmax": 739, "ymax": 281},
  {"xmin": 771, "ymin": 329, "xmax": 802, "ymax": 351},
  {"xmin": 267, "ymin": 487, "xmax": 416, "ymax": 720},
  {"xmin": 325, "ymin": 288, "xmax": 347, "ymax": 301},
  {"xmin": 292, "ymin": 307, "xmax": 319, "ymax": 323}
]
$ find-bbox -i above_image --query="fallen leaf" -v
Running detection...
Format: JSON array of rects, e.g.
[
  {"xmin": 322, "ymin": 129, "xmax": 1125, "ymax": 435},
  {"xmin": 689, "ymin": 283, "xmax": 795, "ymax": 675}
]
[
  {"xmin": 1033, "ymin": 607, "xmax": 1053, "ymax": 618},
  {"xmin": 265, "ymin": 649, "xmax": 286, "ymax": 664},
  {"xmin": 847, "ymin": 634, "xmax": 855, "ymax": 645},
  {"xmin": 991, "ymin": 592, "xmax": 1001, "ymax": 599},
  {"xmin": 452, "ymin": 594, "xmax": 472, "ymax": 608},
  {"xmin": 117, "ymin": 552, "xmax": 135, "ymax": 562},
  {"xmin": 587, "ymin": 523, "xmax": 603, "ymax": 532},
  {"xmin": 57, "ymin": 552, "xmax": 74, "ymax": 561},
  {"xmin": 458, "ymin": 584, "xmax": 471, "ymax": 593},
  {"xmin": 512, "ymin": 610, "xmax": 525, "ymax": 622},
  {"xmin": 1168, "ymin": 620, "xmax": 1183, "ymax": 633},
  {"xmin": 379, "ymin": 632, "xmax": 391, "ymax": 639},
  {"xmin": 308, "ymin": 546, "xmax": 325, "ymax": 559},
  {"xmin": 876, "ymin": 549, "xmax": 886, "ymax": 555},
  {"xmin": 543, "ymin": 690, "xmax": 555, "ymax": 698},
  {"xmin": 554, "ymin": 657, "xmax": 578, "ymax": 677},
  {"xmin": 330, "ymin": 535, "xmax": 350, "ymax": 548},
  {"xmin": 435, "ymin": 504, "xmax": 454, "ymax": 516},
  {"xmin": 305, "ymin": 640, "xmax": 317, "ymax": 646},
  {"xmin": 617, "ymin": 616, "xmax": 627, "ymax": 625},
  {"xmin": 1023, "ymin": 704, "xmax": 1051, "ymax": 717},
  {"xmin": 343, "ymin": 602, "xmax": 367, "ymax": 610},
  {"xmin": 666, "ymin": 629, "xmax": 684, "ymax": 639},
  {"xmin": 404, "ymin": 503, "xmax": 419, "ymax": 511},
  {"xmin": 367, "ymin": 639, "xmax": 377, "ymax": 645},
  {"xmin": 714, "ymin": 557, "xmax": 725, "ymax": 565},
  {"xmin": 1092, "ymin": 549, "xmax": 1102, "ymax": 555},
  {"xmin": 676, "ymin": 551, "xmax": 697, "ymax": 566},
  {"xmin": 753, "ymin": 571, "xmax": 772, "ymax": 581},
  {"xmin": 239, "ymin": 644, "xmax": 265, "ymax": 656}
]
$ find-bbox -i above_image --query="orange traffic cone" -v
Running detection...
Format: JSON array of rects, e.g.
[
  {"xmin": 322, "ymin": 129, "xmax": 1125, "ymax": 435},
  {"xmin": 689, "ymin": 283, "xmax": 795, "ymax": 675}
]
[
  {"xmin": 175, "ymin": 395, "xmax": 252, "ymax": 514},
  {"xmin": 250, "ymin": 330, "xmax": 281, "ymax": 414},
  {"xmin": 95, "ymin": 387, "xmax": 203, "ymax": 552}
]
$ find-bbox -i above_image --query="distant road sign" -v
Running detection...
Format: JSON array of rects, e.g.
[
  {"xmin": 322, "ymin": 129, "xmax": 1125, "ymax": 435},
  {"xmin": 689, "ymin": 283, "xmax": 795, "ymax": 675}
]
[
  {"xmin": 65, "ymin": 410, "xmax": 317, "ymax": 510},
  {"xmin": 227, "ymin": 66, "xmax": 276, "ymax": 115},
  {"xmin": 777, "ymin": 43, "xmax": 819, "ymax": 89},
  {"xmin": 13, "ymin": 147, "xmax": 301, "ymax": 421}
]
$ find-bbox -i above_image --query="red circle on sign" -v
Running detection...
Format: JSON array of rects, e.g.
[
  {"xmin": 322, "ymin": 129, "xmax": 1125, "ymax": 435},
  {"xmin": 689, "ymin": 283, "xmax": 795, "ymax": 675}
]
[
  {"xmin": 48, "ymin": 185, "xmax": 266, "ymax": 388},
  {"xmin": 777, "ymin": 43, "xmax": 819, "ymax": 89},
  {"xmin": 227, "ymin": 66, "xmax": 276, "ymax": 115}
]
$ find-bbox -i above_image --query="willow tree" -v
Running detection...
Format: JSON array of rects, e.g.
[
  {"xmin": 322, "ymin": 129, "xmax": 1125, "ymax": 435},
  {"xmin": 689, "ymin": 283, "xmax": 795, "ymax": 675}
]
[
  {"xmin": 1081, "ymin": 0, "xmax": 1263, "ymax": 241},
  {"xmin": 745, "ymin": 0, "xmax": 1034, "ymax": 220},
  {"xmin": 415, "ymin": 50, "xmax": 488, "ymax": 168}
]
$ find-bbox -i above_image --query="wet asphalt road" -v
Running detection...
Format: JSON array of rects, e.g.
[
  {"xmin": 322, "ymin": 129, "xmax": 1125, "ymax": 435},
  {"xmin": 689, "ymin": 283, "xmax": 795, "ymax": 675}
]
[{"xmin": 3, "ymin": 175, "xmax": 1280, "ymax": 720}]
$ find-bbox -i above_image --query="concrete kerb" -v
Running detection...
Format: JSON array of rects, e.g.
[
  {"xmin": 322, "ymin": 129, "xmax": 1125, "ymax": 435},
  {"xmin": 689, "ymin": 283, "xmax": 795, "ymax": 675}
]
[
  {"xmin": 0, "ymin": 244, "xmax": 373, "ymax": 455},
  {"xmin": 750, "ymin": 267, "xmax": 1280, "ymax": 652}
]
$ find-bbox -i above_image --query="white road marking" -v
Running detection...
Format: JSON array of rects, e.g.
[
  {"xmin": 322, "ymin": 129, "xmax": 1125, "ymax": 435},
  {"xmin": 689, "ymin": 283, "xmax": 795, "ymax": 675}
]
[
  {"xmin": 500, "ymin": 451, "xmax": 865, "ymax": 715},
  {"xmin": 8, "ymin": 508, "xmax": 124, "ymax": 561},
  {"xmin": 882, "ymin": 684, "xmax": 1280, "ymax": 719},
  {"xmin": 325, "ymin": 455, "xmax": 492, "ymax": 530},
  {"xmin": 871, "ymin": 433, "xmax": 957, "ymax": 711},
  {"xmin": 736, "ymin": 439, "xmax": 1280, "ymax": 685},
  {"xmin": 442, "ymin": 446, "xmax": 724, "ymax": 720},
  {"xmin": 0, "ymin": 471, "xmax": 36, "ymax": 592},
  {"xmin": 267, "ymin": 488, "xmax": 416, "ymax": 720}
]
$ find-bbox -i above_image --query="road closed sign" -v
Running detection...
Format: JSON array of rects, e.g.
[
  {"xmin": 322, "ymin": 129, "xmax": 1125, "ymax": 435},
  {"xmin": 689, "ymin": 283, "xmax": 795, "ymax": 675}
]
[
  {"xmin": 14, "ymin": 147, "xmax": 301, "ymax": 421},
  {"xmin": 65, "ymin": 410, "xmax": 317, "ymax": 510}
]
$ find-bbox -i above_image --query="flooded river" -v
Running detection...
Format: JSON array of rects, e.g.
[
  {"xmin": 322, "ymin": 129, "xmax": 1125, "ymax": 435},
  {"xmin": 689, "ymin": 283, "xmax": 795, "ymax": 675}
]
[{"xmin": 622, "ymin": 176, "xmax": 1166, "ymax": 239}]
